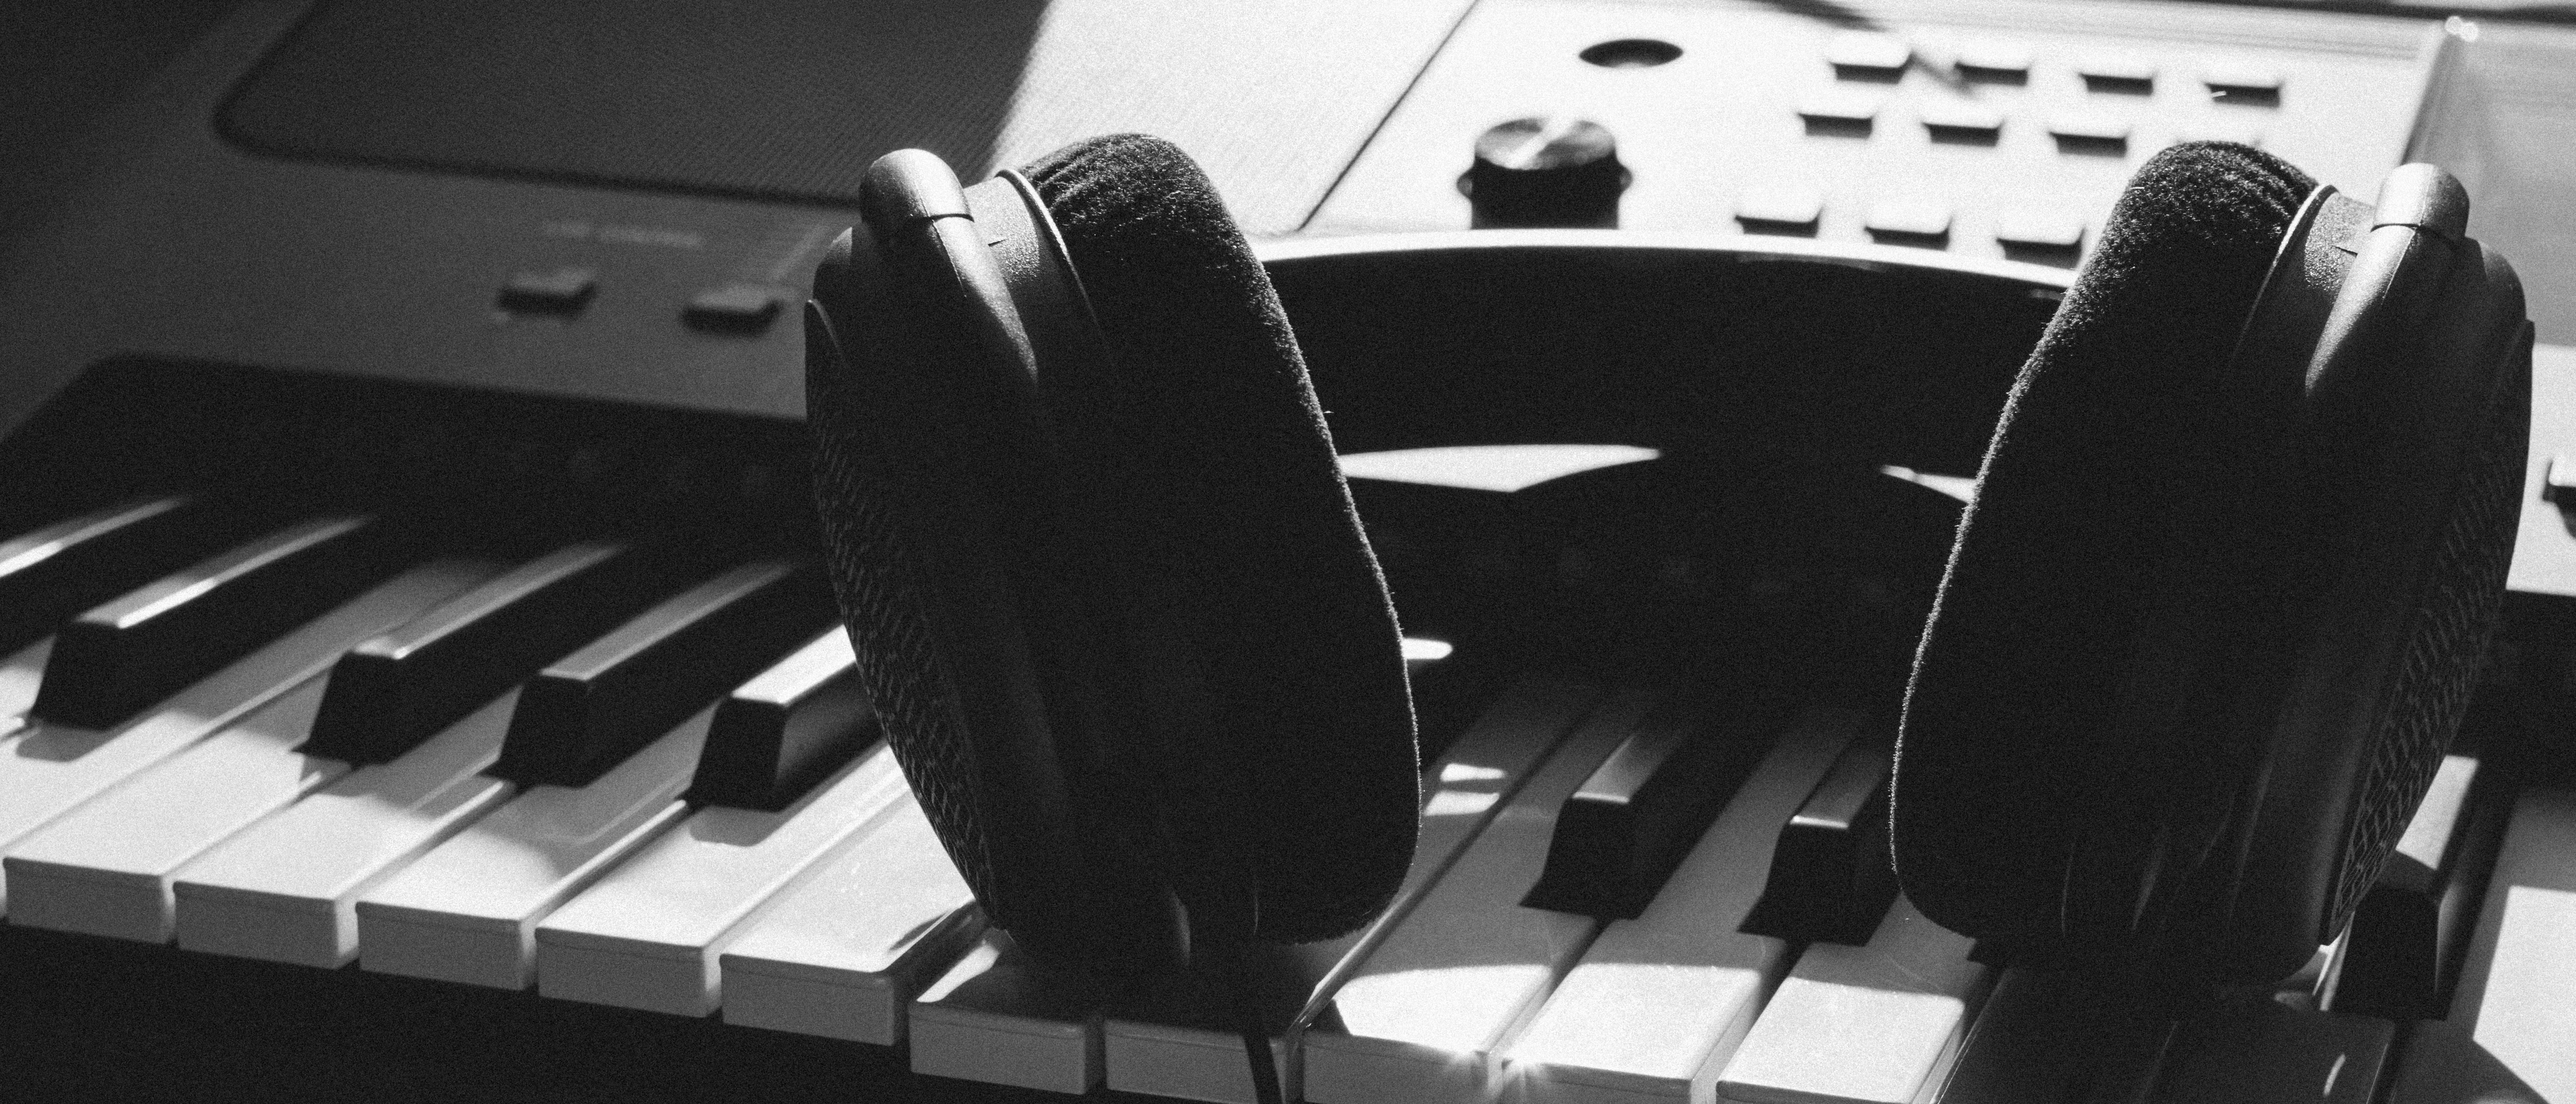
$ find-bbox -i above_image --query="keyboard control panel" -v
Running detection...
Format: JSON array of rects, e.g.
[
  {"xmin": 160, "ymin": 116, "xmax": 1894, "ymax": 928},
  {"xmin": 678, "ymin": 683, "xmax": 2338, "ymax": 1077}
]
[{"xmin": 1311, "ymin": 0, "xmax": 2451, "ymax": 267}]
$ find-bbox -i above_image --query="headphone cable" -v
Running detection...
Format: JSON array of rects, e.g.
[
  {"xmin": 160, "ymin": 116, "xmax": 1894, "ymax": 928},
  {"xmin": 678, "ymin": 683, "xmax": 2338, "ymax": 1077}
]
[{"xmin": 1206, "ymin": 934, "xmax": 1286, "ymax": 1104}]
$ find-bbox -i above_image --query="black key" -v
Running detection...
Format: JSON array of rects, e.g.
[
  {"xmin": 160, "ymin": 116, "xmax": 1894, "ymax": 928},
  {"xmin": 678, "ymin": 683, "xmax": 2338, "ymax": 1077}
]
[
  {"xmin": 304, "ymin": 542, "xmax": 691, "ymax": 766},
  {"xmin": 1929, "ymin": 967, "xmax": 2121, "ymax": 1104},
  {"xmin": 0, "ymin": 497, "xmax": 263, "ymax": 657},
  {"xmin": 1741, "ymin": 737, "xmax": 1897, "ymax": 944},
  {"xmin": 2327, "ymin": 753, "xmax": 2508, "ymax": 1020},
  {"xmin": 31, "ymin": 516, "xmax": 399, "ymax": 728},
  {"xmin": 2151, "ymin": 1001, "xmax": 2393, "ymax": 1104},
  {"xmin": 1523, "ymin": 690, "xmax": 1788, "ymax": 918},
  {"xmin": 683, "ymin": 630, "xmax": 876, "ymax": 811},
  {"xmin": 492, "ymin": 561, "xmax": 834, "ymax": 788}
]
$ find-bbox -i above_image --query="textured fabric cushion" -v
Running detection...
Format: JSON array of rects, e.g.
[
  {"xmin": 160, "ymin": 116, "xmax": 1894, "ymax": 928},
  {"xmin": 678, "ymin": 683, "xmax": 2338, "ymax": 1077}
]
[
  {"xmin": 1020, "ymin": 134, "xmax": 1419, "ymax": 943},
  {"xmin": 1893, "ymin": 143, "xmax": 2316, "ymax": 950}
]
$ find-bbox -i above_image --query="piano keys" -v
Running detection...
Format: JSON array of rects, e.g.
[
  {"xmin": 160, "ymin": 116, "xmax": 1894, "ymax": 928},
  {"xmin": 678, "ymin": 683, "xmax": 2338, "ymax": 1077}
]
[
  {"xmin": 1710, "ymin": 894, "xmax": 1992, "ymax": 1104},
  {"xmin": 530, "ymin": 723, "xmax": 906, "ymax": 1016},
  {"xmin": 2329, "ymin": 753, "xmax": 2507, "ymax": 1021},
  {"xmin": 1508, "ymin": 707, "xmax": 1859, "ymax": 1104},
  {"xmin": 716, "ymin": 793, "xmax": 985, "ymax": 1045},
  {"xmin": 908, "ymin": 931, "xmax": 1116, "ymax": 1095},
  {"xmin": 1300, "ymin": 686, "xmax": 1654, "ymax": 1104},
  {"xmin": 353, "ymin": 706, "xmax": 709, "ymax": 989},
  {"xmin": 30, "ymin": 515, "xmax": 407, "ymax": 729},
  {"xmin": 0, "ymin": 557, "xmax": 497, "ymax": 907},
  {"xmin": 10, "ymin": 671, "xmax": 367, "ymax": 943},
  {"xmin": 169, "ymin": 685, "xmax": 521, "ymax": 967},
  {"xmin": 1108, "ymin": 677, "xmax": 1607, "ymax": 1104},
  {"xmin": 0, "ymin": 496, "xmax": 263, "ymax": 661},
  {"xmin": 2386, "ymin": 787, "xmax": 2576, "ymax": 1104},
  {"xmin": 0, "ymin": 479, "xmax": 2559, "ymax": 1104}
]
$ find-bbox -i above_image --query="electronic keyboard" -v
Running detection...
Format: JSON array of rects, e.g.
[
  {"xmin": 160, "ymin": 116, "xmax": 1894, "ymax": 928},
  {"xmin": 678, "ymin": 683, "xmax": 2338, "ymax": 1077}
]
[{"xmin": 6, "ymin": 2, "xmax": 2576, "ymax": 1101}]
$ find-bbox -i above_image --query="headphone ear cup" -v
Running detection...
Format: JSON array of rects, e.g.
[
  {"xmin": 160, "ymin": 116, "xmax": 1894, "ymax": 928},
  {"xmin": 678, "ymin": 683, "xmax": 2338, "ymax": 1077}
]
[
  {"xmin": 1017, "ymin": 134, "xmax": 1420, "ymax": 943},
  {"xmin": 804, "ymin": 205, "xmax": 1190, "ymax": 972},
  {"xmin": 1892, "ymin": 142, "xmax": 2320, "ymax": 962}
]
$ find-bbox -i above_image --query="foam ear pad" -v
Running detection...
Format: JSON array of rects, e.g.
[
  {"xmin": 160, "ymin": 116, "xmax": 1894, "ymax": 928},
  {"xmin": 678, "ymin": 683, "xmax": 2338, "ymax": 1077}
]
[
  {"xmin": 1016, "ymin": 134, "xmax": 1420, "ymax": 943},
  {"xmin": 1893, "ymin": 143, "xmax": 2321, "ymax": 958}
]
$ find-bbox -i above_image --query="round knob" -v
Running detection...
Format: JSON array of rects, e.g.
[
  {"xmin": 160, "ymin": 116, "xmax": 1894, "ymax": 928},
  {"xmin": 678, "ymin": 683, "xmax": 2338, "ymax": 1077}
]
[{"xmin": 1461, "ymin": 117, "xmax": 1628, "ymax": 229}]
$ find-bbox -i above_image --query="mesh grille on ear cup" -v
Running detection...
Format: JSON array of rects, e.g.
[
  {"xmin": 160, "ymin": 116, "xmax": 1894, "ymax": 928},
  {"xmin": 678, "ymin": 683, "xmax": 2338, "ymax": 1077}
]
[
  {"xmin": 2328, "ymin": 359, "xmax": 2526, "ymax": 929},
  {"xmin": 803, "ymin": 312, "xmax": 1006, "ymax": 917},
  {"xmin": 1019, "ymin": 135, "xmax": 1420, "ymax": 943}
]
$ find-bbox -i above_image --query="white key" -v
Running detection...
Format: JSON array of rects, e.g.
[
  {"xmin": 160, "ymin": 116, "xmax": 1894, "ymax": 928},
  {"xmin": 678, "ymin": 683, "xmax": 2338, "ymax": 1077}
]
[
  {"xmin": 1929, "ymin": 966, "xmax": 2110, "ymax": 1104},
  {"xmin": 1714, "ymin": 895, "xmax": 1990, "ymax": 1104},
  {"xmin": 1103, "ymin": 677, "xmax": 1608, "ymax": 1104},
  {"xmin": 1103, "ymin": 943, "xmax": 1316, "ymax": 1103},
  {"xmin": 4, "ymin": 677, "xmax": 344, "ymax": 942},
  {"xmin": 1301, "ymin": 687, "xmax": 1658, "ymax": 1104},
  {"xmin": 2390, "ymin": 754, "xmax": 2482, "ymax": 890},
  {"xmin": 2386, "ymin": 1021, "xmax": 2548, "ymax": 1104},
  {"xmin": 0, "ymin": 637, "xmax": 52, "ymax": 734},
  {"xmin": 1505, "ymin": 708, "xmax": 1861, "ymax": 1104},
  {"xmin": 355, "ymin": 707, "xmax": 712, "ymax": 989},
  {"xmin": 0, "ymin": 561, "xmax": 488, "ymax": 909},
  {"xmin": 719, "ymin": 794, "xmax": 984, "ymax": 1044},
  {"xmin": 911, "ymin": 931, "xmax": 1114, "ymax": 1095},
  {"xmin": 0, "ymin": 639, "xmax": 54, "ymax": 858},
  {"xmin": 170, "ymin": 689, "xmax": 520, "ymax": 967},
  {"xmin": 533, "ymin": 741, "xmax": 909, "ymax": 1016},
  {"xmin": 2388, "ymin": 787, "xmax": 2576, "ymax": 1104}
]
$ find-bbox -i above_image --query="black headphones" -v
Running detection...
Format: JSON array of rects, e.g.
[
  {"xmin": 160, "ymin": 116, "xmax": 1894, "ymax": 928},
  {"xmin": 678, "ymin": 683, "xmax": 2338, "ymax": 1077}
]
[{"xmin": 802, "ymin": 133, "xmax": 2530, "ymax": 1032}]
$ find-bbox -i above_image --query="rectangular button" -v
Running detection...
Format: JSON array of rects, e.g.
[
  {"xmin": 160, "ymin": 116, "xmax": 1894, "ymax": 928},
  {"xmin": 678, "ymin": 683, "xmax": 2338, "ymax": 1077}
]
[
  {"xmin": 2202, "ymin": 63, "xmax": 2284, "ymax": 104},
  {"xmin": 307, "ymin": 541, "xmax": 686, "ymax": 766},
  {"xmin": 683, "ymin": 283, "xmax": 785, "ymax": 333},
  {"xmin": 1734, "ymin": 187, "xmax": 1824, "ymax": 233},
  {"xmin": 2048, "ymin": 114, "xmax": 2133, "ymax": 152},
  {"xmin": 1995, "ymin": 210, "xmax": 2088, "ymax": 251},
  {"xmin": 1525, "ymin": 690, "xmax": 1785, "ymax": 918},
  {"xmin": 2331, "ymin": 753, "xmax": 2503, "ymax": 1019},
  {"xmin": 533, "ymin": 742, "xmax": 911, "ymax": 1016},
  {"xmin": 0, "ymin": 562, "xmax": 491, "ymax": 903},
  {"xmin": 1866, "ymin": 200, "xmax": 1952, "ymax": 242},
  {"xmin": 1301, "ymin": 688, "xmax": 1656, "ymax": 1104},
  {"xmin": 33, "ymin": 516, "xmax": 399, "ymax": 729},
  {"xmin": 1919, "ymin": 101, "xmax": 2004, "ymax": 139},
  {"xmin": 1102, "ymin": 678, "xmax": 1607, "ymax": 1104},
  {"xmin": 2076, "ymin": 53, "xmax": 2157, "ymax": 90},
  {"xmin": 720, "ymin": 794, "xmax": 985, "ymax": 1043},
  {"xmin": 355, "ymin": 706, "xmax": 712, "ymax": 989},
  {"xmin": 169, "ymin": 688, "xmax": 523, "ymax": 967},
  {"xmin": 1741, "ymin": 735, "xmax": 1895, "ymax": 944},
  {"xmin": 492, "ymin": 561, "xmax": 833, "ymax": 787},
  {"xmin": 684, "ymin": 630, "xmax": 873, "ymax": 811},
  {"xmin": 2387, "ymin": 787, "xmax": 2576, "ymax": 1103},
  {"xmin": 1825, "ymin": 32, "xmax": 1910, "ymax": 76},
  {"xmin": 498, "ymin": 266, "xmax": 597, "ymax": 315},
  {"xmin": 1714, "ymin": 895, "xmax": 1991, "ymax": 1104},
  {"xmin": 1796, "ymin": 90, "xmax": 1882, "ymax": 128},
  {"xmin": 1953, "ymin": 41, "xmax": 2032, "ymax": 78},
  {"xmin": 1504, "ymin": 709, "xmax": 1859, "ymax": 1104}
]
